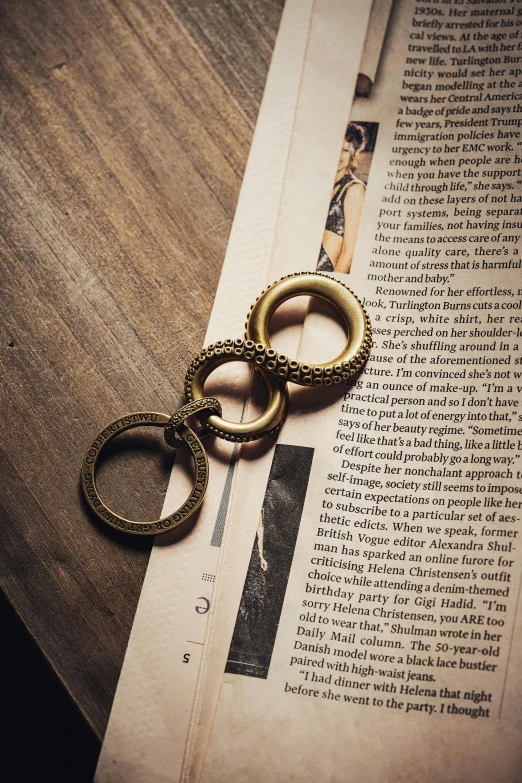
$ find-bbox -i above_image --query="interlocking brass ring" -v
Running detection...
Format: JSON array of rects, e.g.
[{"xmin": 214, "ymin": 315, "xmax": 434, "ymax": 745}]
[
  {"xmin": 81, "ymin": 413, "xmax": 208, "ymax": 536},
  {"xmin": 164, "ymin": 397, "xmax": 223, "ymax": 447},
  {"xmin": 246, "ymin": 272, "xmax": 372, "ymax": 386},
  {"xmin": 184, "ymin": 340, "xmax": 288, "ymax": 442}
]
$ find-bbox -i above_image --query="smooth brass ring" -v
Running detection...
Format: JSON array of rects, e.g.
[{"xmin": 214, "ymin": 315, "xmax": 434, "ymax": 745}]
[
  {"xmin": 246, "ymin": 271, "xmax": 372, "ymax": 386},
  {"xmin": 164, "ymin": 397, "xmax": 223, "ymax": 448},
  {"xmin": 81, "ymin": 413, "xmax": 209, "ymax": 536},
  {"xmin": 184, "ymin": 339, "xmax": 288, "ymax": 442}
]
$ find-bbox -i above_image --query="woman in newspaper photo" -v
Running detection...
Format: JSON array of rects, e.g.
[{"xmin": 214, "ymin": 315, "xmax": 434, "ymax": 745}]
[{"xmin": 317, "ymin": 122, "xmax": 368, "ymax": 274}]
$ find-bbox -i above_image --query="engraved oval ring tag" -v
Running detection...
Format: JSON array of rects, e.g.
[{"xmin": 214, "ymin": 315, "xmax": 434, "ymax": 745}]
[{"xmin": 81, "ymin": 413, "xmax": 209, "ymax": 536}]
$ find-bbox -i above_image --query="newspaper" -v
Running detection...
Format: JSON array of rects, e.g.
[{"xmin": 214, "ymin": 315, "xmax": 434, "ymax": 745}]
[
  {"xmin": 98, "ymin": 0, "xmax": 522, "ymax": 779},
  {"xmin": 192, "ymin": 0, "xmax": 522, "ymax": 780}
]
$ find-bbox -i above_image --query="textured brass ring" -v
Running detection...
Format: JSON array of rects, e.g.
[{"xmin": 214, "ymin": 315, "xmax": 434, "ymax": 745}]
[
  {"xmin": 81, "ymin": 413, "xmax": 208, "ymax": 536},
  {"xmin": 184, "ymin": 340, "xmax": 288, "ymax": 442},
  {"xmin": 164, "ymin": 397, "xmax": 223, "ymax": 448},
  {"xmin": 246, "ymin": 272, "xmax": 372, "ymax": 386}
]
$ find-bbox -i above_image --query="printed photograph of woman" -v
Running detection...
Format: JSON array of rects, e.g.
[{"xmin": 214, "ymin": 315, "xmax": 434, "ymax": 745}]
[{"xmin": 317, "ymin": 121, "xmax": 378, "ymax": 274}]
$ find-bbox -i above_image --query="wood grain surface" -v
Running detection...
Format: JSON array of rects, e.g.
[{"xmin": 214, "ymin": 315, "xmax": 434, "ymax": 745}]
[{"xmin": 0, "ymin": 0, "xmax": 283, "ymax": 741}]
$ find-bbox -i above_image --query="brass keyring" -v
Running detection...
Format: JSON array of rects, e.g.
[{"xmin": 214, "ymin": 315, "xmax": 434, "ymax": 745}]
[
  {"xmin": 246, "ymin": 272, "xmax": 372, "ymax": 386},
  {"xmin": 81, "ymin": 272, "xmax": 373, "ymax": 535},
  {"xmin": 184, "ymin": 339, "xmax": 288, "ymax": 442},
  {"xmin": 81, "ymin": 412, "xmax": 208, "ymax": 536}
]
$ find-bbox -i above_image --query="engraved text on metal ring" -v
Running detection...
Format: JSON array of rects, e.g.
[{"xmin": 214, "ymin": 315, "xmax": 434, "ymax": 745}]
[{"xmin": 81, "ymin": 413, "xmax": 209, "ymax": 536}]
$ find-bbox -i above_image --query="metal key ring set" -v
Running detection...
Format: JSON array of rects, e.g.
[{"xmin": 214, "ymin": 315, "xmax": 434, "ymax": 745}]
[{"xmin": 81, "ymin": 272, "xmax": 372, "ymax": 536}]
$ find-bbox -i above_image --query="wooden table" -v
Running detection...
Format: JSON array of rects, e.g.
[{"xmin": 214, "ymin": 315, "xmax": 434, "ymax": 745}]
[{"xmin": 0, "ymin": 0, "xmax": 283, "ymax": 767}]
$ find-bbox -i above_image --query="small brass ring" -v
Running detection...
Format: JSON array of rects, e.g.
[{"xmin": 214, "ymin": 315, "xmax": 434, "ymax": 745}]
[
  {"xmin": 184, "ymin": 342, "xmax": 288, "ymax": 442},
  {"xmin": 246, "ymin": 271, "xmax": 372, "ymax": 386},
  {"xmin": 164, "ymin": 397, "xmax": 223, "ymax": 448},
  {"xmin": 81, "ymin": 413, "xmax": 209, "ymax": 536}
]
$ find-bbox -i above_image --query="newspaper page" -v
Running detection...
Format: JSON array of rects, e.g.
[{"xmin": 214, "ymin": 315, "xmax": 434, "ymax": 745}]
[{"xmin": 194, "ymin": 0, "xmax": 522, "ymax": 780}]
